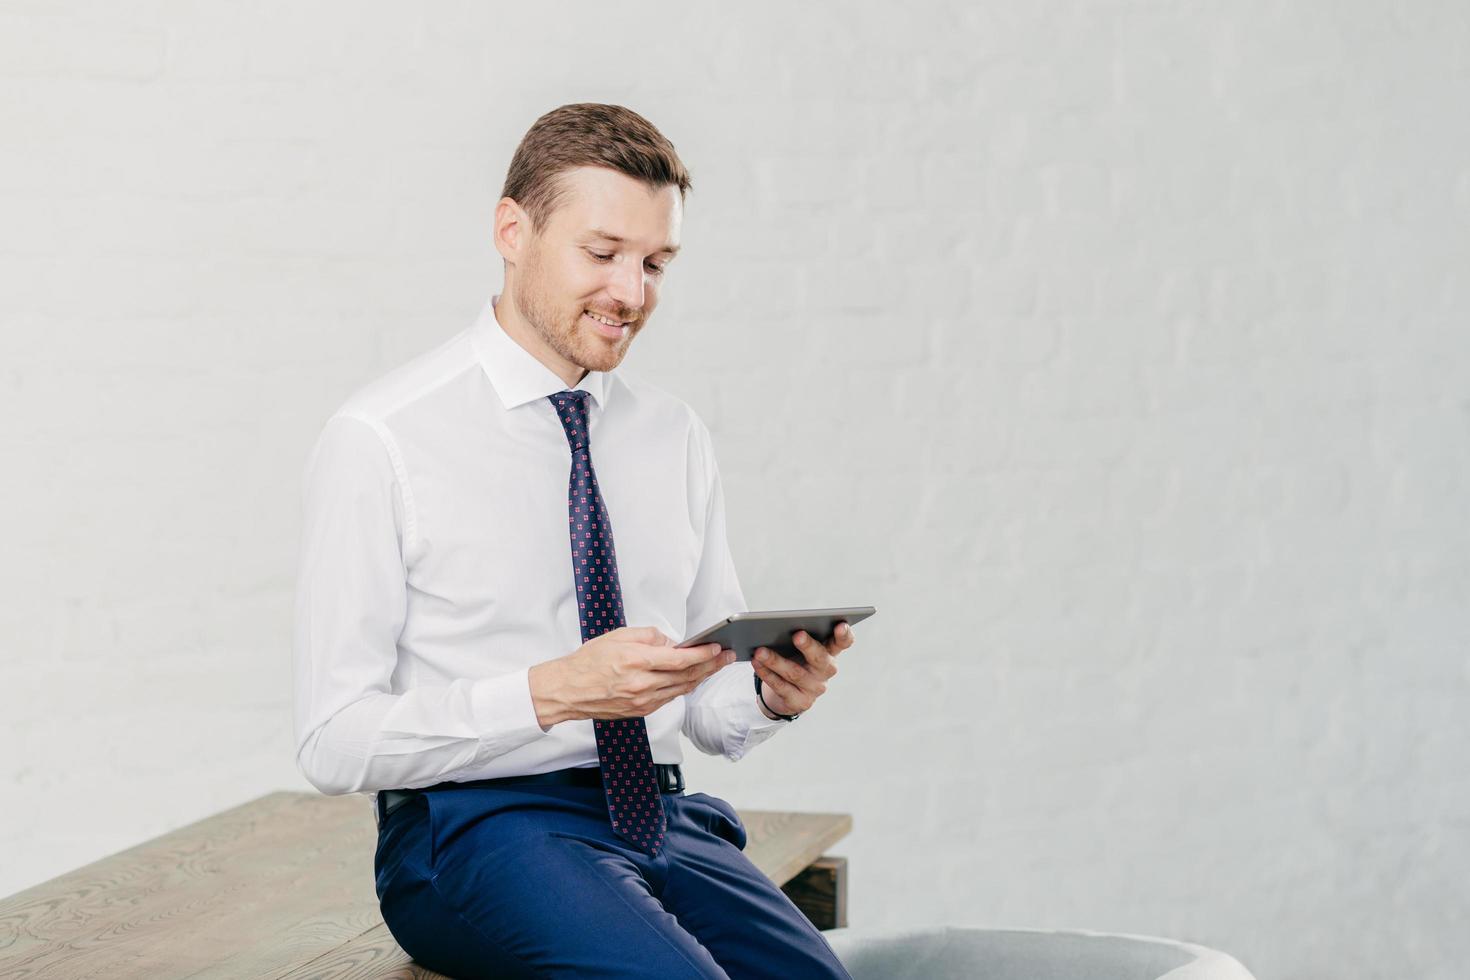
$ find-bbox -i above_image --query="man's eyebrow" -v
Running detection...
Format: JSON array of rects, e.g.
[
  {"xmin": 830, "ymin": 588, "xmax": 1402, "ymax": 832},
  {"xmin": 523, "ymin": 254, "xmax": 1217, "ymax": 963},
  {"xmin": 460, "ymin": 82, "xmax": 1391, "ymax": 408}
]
[{"xmin": 585, "ymin": 228, "xmax": 681, "ymax": 256}]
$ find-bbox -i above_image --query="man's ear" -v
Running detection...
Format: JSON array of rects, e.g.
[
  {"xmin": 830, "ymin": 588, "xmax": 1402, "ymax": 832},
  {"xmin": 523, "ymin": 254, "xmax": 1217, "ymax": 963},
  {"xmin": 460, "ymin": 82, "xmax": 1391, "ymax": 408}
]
[{"xmin": 493, "ymin": 196, "xmax": 527, "ymax": 262}]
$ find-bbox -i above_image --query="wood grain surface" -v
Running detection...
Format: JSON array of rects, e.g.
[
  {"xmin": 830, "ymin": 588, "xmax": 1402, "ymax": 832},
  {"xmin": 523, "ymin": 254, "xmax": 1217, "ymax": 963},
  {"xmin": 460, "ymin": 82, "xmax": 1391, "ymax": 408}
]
[{"xmin": 0, "ymin": 790, "xmax": 850, "ymax": 978}]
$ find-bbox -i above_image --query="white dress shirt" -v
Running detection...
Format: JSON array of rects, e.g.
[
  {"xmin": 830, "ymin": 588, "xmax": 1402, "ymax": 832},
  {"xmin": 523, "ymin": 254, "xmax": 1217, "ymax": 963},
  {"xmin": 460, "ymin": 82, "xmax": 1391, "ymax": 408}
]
[{"xmin": 293, "ymin": 294, "xmax": 788, "ymax": 800}]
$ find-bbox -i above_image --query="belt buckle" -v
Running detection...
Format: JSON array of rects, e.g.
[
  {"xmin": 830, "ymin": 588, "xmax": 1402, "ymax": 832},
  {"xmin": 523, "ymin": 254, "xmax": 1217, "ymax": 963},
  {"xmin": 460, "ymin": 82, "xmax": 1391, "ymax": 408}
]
[
  {"xmin": 377, "ymin": 788, "xmax": 415, "ymax": 828},
  {"xmin": 659, "ymin": 765, "xmax": 684, "ymax": 794}
]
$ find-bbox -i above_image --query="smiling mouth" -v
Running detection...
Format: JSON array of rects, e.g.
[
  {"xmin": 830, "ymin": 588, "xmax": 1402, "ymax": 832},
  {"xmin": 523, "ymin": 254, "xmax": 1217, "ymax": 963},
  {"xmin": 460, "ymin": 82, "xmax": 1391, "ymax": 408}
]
[
  {"xmin": 583, "ymin": 310, "xmax": 629, "ymax": 339},
  {"xmin": 584, "ymin": 309, "xmax": 629, "ymax": 326}
]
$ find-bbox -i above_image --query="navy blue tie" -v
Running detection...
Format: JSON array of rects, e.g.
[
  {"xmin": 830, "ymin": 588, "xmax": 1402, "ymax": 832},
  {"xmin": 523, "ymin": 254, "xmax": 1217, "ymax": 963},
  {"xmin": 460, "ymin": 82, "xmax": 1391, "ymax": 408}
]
[{"xmin": 548, "ymin": 390, "xmax": 667, "ymax": 855}]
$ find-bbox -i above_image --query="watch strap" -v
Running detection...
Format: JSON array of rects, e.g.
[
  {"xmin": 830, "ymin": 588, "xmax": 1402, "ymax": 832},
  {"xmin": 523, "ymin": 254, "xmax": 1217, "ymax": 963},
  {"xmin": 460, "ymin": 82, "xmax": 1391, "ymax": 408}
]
[{"xmin": 754, "ymin": 672, "xmax": 800, "ymax": 721}]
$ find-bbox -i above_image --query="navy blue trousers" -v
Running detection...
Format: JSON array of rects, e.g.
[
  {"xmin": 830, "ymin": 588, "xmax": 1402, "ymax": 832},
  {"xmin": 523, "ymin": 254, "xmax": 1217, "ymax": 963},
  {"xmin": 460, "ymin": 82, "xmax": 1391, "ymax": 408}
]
[{"xmin": 374, "ymin": 782, "xmax": 853, "ymax": 979}]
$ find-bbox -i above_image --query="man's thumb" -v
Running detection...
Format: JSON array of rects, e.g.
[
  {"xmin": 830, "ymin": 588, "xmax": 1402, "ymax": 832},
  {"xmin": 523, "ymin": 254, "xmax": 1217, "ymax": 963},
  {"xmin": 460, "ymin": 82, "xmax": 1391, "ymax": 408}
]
[{"xmin": 640, "ymin": 626, "xmax": 673, "ymax": 646}]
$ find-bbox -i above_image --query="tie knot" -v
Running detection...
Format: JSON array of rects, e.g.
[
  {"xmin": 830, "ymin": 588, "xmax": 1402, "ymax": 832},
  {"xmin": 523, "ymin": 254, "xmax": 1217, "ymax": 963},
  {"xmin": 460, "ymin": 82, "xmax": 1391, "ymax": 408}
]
[{"xmin": 549, "ymin": 390, "xmax": 591, "ymax": 453}]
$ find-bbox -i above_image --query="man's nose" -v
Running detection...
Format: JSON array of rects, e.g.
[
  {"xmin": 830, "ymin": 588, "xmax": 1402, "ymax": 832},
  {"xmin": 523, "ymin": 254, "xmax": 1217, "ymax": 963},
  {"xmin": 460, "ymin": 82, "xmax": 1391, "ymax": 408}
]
[{"xmin": 607, "ymin": 260, "xmax": 646, "ymax": 313}]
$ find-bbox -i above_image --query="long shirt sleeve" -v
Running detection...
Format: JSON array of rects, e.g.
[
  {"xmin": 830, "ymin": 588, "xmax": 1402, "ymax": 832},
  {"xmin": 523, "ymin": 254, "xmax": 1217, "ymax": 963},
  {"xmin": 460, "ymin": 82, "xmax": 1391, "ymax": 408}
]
[
  {"xmin": 679, "ymin": 415, "xmax": 792, "ymax": 761},
  {"xmin": 292, "ymin": 413, "xmax": 548, "ymax": 796}
]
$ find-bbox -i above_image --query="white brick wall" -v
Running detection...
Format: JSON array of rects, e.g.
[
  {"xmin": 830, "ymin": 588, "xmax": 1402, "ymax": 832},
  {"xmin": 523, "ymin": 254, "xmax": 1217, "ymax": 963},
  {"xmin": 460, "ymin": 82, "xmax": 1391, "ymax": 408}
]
[{"xmin": 2, "ymin": 2, "xmax": 1466, "ymax": 977}]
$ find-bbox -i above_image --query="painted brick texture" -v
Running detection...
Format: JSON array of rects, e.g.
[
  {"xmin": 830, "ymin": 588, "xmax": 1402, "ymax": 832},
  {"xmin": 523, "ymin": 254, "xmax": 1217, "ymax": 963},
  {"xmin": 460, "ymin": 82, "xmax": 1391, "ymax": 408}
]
[{"xmin": 1, "ymin": 3, "xmax": 1466, "ymax": 978}]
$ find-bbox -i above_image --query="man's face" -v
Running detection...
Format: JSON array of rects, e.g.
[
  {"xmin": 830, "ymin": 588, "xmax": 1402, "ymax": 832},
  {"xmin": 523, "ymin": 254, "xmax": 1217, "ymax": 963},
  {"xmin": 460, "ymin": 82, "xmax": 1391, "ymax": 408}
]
[{"xmin": 498, "ymin": 165, "xmax": 682, "ymax": 382}]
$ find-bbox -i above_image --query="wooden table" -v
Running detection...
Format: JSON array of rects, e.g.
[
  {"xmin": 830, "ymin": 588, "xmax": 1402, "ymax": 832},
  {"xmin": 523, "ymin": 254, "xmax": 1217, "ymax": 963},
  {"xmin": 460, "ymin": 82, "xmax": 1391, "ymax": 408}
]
[{"xmin": 0, "ymin": 790, "xmax": 850, "ymax": 978}]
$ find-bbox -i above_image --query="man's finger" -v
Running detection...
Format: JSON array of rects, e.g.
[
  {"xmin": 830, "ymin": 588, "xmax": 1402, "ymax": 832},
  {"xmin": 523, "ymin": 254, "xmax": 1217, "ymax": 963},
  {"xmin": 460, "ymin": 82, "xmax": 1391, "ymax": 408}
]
[
  {"xmin": 756, "ymin": 647, "xmax": 808, "ymax": 686},
  {"xmin": 827, "ymin": 622, "xmax": 855, "ymax": 656},
  {"xmin": 792, "ymin": 630, "xmax": 836, "ymax": 670},
  {"xmin": 695, "ymin": 647, "xmax": 734, "ymax": 676},
  {"xmin": 754, "ymin": 660, "xmax": 807, "ymax": 709},
  {"xmin": 652, "ymin": 678, "xmax": 697, "ymax": 702},
  {"xmin": 630, "ymin": 625, "xmax": 673, "ymax": 646},
  {"xmin": 663, "ymin": 648, "xmax": 733, "ymax": 687},
  {"xmin": 656, "ymin": 642, "xmax": 728, "ymax": 671}
]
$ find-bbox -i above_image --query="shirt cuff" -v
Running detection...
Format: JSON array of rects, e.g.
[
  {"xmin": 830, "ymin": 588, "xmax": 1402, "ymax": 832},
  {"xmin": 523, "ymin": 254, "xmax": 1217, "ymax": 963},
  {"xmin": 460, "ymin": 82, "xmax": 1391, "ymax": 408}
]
[
  {"xmin": 471, "ymin": 666, "xmax": 552, "ymax": 756},
  {"xmin": 727, "ymin": 681, "xmax": 790, "ymax": 759}
]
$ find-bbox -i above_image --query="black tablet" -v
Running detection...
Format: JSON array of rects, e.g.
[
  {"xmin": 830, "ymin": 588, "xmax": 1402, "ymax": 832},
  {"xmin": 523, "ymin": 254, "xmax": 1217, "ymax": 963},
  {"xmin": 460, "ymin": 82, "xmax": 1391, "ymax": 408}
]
[{"xmin": 677, "ymin": 606, "xmax": 876, "ymax": 663}]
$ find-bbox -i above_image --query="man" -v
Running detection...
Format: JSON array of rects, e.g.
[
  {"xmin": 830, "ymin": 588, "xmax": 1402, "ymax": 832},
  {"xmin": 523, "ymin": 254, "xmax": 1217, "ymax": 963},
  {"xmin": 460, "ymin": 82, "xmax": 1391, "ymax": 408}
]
[{"xmin": 292, "ymin": 103, "xmax": 855, "ymax": 979}]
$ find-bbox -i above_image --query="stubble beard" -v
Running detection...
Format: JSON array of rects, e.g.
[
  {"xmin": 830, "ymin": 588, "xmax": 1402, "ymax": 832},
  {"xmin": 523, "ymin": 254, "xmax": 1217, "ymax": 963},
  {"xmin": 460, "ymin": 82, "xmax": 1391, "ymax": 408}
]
[{"xmin": 514, "ymin": 251, "xmax": 628, "ymax": 376}]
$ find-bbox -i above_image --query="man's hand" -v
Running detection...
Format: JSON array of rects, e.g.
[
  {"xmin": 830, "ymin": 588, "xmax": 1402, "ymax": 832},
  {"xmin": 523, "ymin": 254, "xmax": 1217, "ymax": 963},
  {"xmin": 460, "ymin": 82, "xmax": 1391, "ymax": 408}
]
[
  {"xmin": 752, "ymin": 622, "xmax": 855, "ymax": 719},
  {"xmin": 530, "ymin": 626, "xmax": 737, "ymax": 730}
]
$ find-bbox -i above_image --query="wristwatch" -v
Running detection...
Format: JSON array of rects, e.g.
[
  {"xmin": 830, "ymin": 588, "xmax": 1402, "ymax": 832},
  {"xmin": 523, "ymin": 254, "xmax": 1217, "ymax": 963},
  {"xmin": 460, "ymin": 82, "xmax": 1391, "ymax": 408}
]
[{"xmin": 754, "ymin": 673, "xmax": 800, "ymax": 721}]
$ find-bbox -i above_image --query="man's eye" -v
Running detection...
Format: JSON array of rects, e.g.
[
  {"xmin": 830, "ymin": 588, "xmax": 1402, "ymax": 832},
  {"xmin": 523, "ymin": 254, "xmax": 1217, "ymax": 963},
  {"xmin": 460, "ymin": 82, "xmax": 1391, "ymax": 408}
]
[{"xmin": 588, "ymin": 250, "xmax": 665, "ymax": 275}]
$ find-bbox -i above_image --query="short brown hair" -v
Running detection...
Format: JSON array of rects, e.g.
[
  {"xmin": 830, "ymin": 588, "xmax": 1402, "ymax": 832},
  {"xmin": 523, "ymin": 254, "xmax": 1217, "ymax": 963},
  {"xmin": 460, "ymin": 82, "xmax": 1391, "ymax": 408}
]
[{"xmin": 501, "ymin": 103, "xmax": 693, "ymax": 235}]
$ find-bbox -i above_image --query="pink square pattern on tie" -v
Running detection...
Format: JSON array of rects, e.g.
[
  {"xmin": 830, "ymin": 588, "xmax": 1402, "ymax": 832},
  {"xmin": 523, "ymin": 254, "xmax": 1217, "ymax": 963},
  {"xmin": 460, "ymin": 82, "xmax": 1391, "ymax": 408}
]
[{"xmin": 549, "ymin": 390, "xmax": 667, "ymax": 855}]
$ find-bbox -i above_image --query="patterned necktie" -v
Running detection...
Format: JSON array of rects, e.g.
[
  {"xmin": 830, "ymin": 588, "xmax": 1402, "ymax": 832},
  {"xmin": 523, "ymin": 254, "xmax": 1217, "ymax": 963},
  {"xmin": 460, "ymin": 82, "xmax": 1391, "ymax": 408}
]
[{"xmin": 548, "ymin": 389, "xmax": 667, "ymax": 856}]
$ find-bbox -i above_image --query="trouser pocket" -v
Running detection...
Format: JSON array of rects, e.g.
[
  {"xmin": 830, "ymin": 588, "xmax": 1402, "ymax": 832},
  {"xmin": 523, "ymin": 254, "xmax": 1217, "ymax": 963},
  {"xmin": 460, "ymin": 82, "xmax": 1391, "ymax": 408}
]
[{"xmin": 684, "ymin": 791, "xmax": 748, "ymax": 851}]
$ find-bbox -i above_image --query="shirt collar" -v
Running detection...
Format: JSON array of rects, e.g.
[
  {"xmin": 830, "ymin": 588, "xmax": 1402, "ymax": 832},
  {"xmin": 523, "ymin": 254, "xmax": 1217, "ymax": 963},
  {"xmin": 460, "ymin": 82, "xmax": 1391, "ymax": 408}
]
[{"xmin": 470, "ymin": 293, "xmax": 612, "ymax": 412}]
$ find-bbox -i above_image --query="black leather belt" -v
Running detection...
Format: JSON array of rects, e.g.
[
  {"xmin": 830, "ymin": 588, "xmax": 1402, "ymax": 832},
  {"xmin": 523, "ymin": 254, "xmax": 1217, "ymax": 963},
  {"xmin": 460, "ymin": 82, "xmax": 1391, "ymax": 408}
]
[{"xmin": 375, "ymin": 763, "xmax": 685, "ymax": 829}]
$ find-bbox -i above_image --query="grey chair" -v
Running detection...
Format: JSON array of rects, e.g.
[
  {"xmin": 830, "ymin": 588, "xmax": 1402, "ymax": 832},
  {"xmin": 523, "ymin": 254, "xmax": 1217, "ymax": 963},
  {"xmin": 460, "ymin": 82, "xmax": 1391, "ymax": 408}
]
[{"xmin": 822, "ymin": 925, "xmax": 1257, "ymax": 980}]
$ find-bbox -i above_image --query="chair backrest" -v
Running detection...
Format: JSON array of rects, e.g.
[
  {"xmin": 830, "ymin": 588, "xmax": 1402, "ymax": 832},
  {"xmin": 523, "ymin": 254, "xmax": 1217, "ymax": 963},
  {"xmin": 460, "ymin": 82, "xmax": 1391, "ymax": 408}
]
[{"xmin": 821, "ymin": 925, "xmax": 1257, "ymax": 980}]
